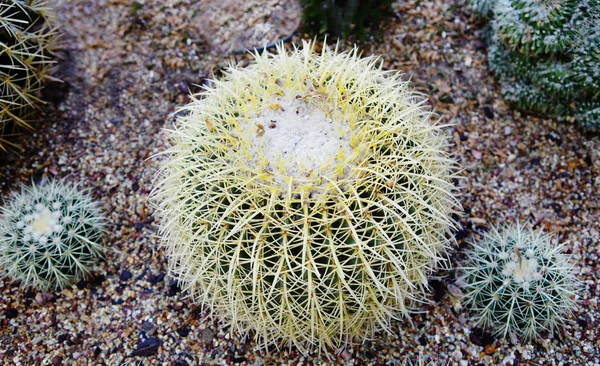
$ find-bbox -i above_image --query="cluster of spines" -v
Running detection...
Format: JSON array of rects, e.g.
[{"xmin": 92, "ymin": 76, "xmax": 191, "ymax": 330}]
[
  {"xmin": 459, "ymin": 224, "xmax": 577, "ymax": 342},
  {"xmin": 0, "ymin": 0, "xmax": 59, "ymax": 150},
  {"xmin": 470, "ymin": 0, "xmax": 600, "ymax": 129},
  {"xmin": 0, "ymin": 179, "xmax": 106, "ymax": 291}
]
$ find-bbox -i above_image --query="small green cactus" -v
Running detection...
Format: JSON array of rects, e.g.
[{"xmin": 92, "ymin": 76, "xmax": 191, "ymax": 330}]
[
  {"xmin": 470, "ymin": 0, "xmax": 600, "ymax": 129},
  {"xmin": 459, "ymin": 224, "xmax": 578, "ymax": 342},
  {"xmin": 151, "ymin": 41, "xmax": 460, "ymax": 352},
  {"xmin": 0, "ymin": 179, "xmax": 106, "ymax": 291},
  {"xmin": 0, "ymin": 0, "xmax": 59, "ymax": 150}
]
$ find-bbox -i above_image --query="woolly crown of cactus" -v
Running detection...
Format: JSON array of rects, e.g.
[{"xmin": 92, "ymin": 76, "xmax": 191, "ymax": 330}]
[
  {"xmin": 0, "ymin": 179, "xmax": 106, "ymax": 291},
  {"xmin": 151, "ymin": 41, "xmax": 460, "ymax": 352},
  {"xmin": 459, "ymin": 224, "xmax": 578, "ymax": 342}
]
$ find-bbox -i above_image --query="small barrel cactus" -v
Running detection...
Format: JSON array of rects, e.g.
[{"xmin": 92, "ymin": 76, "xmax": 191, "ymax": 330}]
[
  {"xmin": 470, "ymin": 0, "xmax": 600, "ymax": 130},
  {"xmin": 0, "ymin": 0, "xmax": 58, "ymax": 150},
  {"xmin": 151, "ymin": 41, "xmax": 460, "ymax": 352},
  {"xmin": 0, "ymin": 179, "xmax": 106, "ymax": 291},
  {"xmin": 459, "ymin": 224, "xmax": 578, "ymax": 342}
]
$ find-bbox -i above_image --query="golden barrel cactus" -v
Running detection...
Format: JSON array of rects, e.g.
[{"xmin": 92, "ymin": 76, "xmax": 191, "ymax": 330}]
[
  {"xmin": 151, "ymin": 42, "xmax": 460, "ymax": 352},
  {"xmin": 0, "ymin": 0, "xmax": 58, "ymax": 150}
]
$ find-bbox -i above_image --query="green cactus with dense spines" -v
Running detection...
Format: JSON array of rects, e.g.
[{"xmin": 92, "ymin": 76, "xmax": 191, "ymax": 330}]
[
  {"xmin": 151, "ymin": 41, "xmax": 461, "ymax": 353},
  {"xmin": 459, "ymin": 224, "xmax": 578, "ymax": 342},
  {"xmin": 0, "ymin": 0, "xmax": 58, "ymax": 150},
  {"xmin": 0, "ymin": 179, "xmax": 106, "ymax": 291},
  {"xmin": 471, "ymin": 0, "xmax": 600, "ymax": 129}
]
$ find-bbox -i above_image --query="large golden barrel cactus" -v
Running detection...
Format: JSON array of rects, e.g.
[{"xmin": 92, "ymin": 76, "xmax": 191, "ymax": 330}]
[{"xmin": 151, "ymin": 41, "xmax": 460, "ymax": 352}]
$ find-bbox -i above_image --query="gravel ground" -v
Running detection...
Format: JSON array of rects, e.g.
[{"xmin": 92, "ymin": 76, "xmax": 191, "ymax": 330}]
[{"xmin": 0, "ymin": 0, "xmax": 598, "ymax": 365}]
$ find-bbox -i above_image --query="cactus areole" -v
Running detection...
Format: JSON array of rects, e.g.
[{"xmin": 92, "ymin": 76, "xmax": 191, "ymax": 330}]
[{"xmin": 151, "ymin": 41, "xmax": 460, "ymax": 352}]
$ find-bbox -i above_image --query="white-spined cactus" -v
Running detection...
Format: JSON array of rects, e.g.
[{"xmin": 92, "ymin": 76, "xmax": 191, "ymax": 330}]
[
  {"xmin": 459, "ymin": 224, "xmax": 578, "ymax": 342},
  {"xmin": 151, "ymin": 41, "xmax": 460, "ymax": 352},
  {"xmin": 0, "ymin": 179, "xmax": 106, "ymax": 291}
]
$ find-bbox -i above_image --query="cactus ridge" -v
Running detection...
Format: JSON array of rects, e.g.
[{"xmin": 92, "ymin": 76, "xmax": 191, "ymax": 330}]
[
  {"xmin": 152, "ymin": 41, "xmax": 460, "ymax": 352},
  {"xmin": 0, "ymin": 179, "xmax": 106, "ymax": 291}
]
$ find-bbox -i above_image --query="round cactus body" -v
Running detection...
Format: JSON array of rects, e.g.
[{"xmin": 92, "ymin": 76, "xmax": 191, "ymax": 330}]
[
  {"xmin": 459, "ymin": 224, "xmax": 577, "ymax": 342},
  {"xmin": 0, "ymin": 179, "xmax": 106, "ymax": 291},
  {"xmin": 0, "ymin": 0, "xmax": 58, "ymax": 149},
  {"xmin": 151, "ymin": 41, "xmax": 460, "ymax": 352}
]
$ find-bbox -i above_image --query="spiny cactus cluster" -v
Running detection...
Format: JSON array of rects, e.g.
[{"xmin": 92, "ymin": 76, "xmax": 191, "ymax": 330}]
[
  {"xmin": 471, "ymin": 0, "xmax": 600, "ymax": 130},
  {"xmin": 300, "ymin": 0, "xmax": 394, "ymax": 39},
  {"xmin": 151, "ymin": 41, "xmax": 460, "ymax": 352},
  {"xmin": 0, "ymin": 0, "xmax": 58, "ymax": 150},
  {"xmin": 0, "ymin": 179, "xmax": 106, "ymax": 291},
  {"xmin": 459, "ymin": 224, "xmax": 577, "ymax": 342}
]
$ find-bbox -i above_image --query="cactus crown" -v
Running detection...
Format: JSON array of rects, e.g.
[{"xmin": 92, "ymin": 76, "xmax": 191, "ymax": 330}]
[
  {"xmin": 459, "ymin": 224, "xmax": 578, "ymax": 342},
  {"xmin": 0, "ymin": 0, "xmax": 58, "ymax": 150},
  {"xmin": 152, "ymin": 41, "xmax": 460, "ymax": 353},
  {"xmin": 0, "ymin": 179, "xmax": 106, "ymax": 291}
]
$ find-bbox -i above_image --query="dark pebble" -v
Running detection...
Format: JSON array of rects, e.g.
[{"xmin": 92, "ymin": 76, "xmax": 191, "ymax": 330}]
[
  {"xmin": 132, "ymin": 337, "xmax": 161, "ymax": 357},
  {"xmin": 514, "ymin": 350, "xmax": 522, "ymax": 364},
  {"xmin": 167, "ymin": 280, "xmax": 181, "ymax": 296},
  {"xmin": 24, "ymin": 291, "xmax": 35, "ymax": 298},
  {"xmin": 89, "ymin": 274, "xmax": 107, "ymax": 287},
  {"xmin": 429, "ymin": 279, "xmax": 445, "ymax": 302},
  {"xmin": 94, "ymin": 346, "xmax": 102, "ymax": 358},
  {"xmin": 57, "ymin": 334, "xmax": 68, "ymax": 343},
  {"xmin": 151, "ymin": 273, "xmax": 165, "ymax": 284},
  {"xmin": 459, "ymin": 134, "xmax": 468, "ymax": 141},
  {"xmin": 51, "ymin": 356, "xmax": 62, "ymax": 366},
  {"xmin": 5, "ymin": 308, "xmax": 18, "ymax": 319},
  {"xmin": 530, "ymin": 157, "xmax": 541, "ymax": 166},
  {"xmin": 112, "ymin": 298, "xmax": 124, "ymax": 305},
  {"xmin": 132, "ymin": 181, "xmax": 140, "ymax": 191},
  {"xmin": 470, "ymin": 327, "xmax": 494, "ymax": 347},
  {"xmin": 577, "ymin": 317, "xmax": 587, "ymax": 328},
  {"xmin": 76, "ymin": 279, "xmax": 88, "ymax": 289},
  {"xmin": 134, "ymin": 222, "xmax": 144, "ymax": 231},
  {"xmin": 120, "ymin": 270, "xmax": 133, "ymax": 281},
  {"xmin": 483, "ymin": 105, "xmax": 494, "ymax": 119},
  {"xmin": 418, "ymin": 335, "xmax": 427, "ymax": 346},
  {"xmin": 177, "ymin": 326, "xmax": 190, "ymax": 337},
  {"xmin": 232, "ymin": 356, "xmax": 247, "ymax": 363},
  {"xmin": 140, "ymin": 289, "xmax": 154, "ymax": 297}
]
